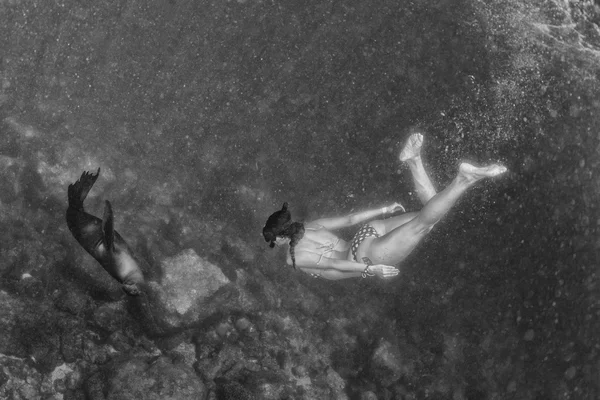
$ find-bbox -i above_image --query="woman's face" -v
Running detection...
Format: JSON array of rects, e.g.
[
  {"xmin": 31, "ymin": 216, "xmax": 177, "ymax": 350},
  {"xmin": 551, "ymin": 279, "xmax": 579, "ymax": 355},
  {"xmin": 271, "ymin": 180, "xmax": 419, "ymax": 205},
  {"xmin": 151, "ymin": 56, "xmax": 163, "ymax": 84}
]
[{"xmin": 274, "ymin": 236, "xmax": 290, "ymax": 246}]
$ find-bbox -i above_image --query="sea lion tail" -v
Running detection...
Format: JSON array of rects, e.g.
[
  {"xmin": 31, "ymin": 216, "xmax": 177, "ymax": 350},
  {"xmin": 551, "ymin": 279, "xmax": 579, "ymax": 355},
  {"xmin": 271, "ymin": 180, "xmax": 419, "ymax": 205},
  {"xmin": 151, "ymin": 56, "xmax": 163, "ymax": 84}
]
[{"xmin": 67, "ymin": 168, "xmax": 100, "ymax": 210}]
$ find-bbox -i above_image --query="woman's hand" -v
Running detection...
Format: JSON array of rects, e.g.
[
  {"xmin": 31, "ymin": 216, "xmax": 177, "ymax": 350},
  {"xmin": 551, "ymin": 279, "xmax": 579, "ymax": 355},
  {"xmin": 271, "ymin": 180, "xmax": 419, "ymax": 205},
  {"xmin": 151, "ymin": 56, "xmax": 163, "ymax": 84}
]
[
  {"xmin": 367, "ymin": 264, "xmax": 400, "ymax": 278},
  {"xmin": 381, "ymin": 202, "xmax": 405, "ymax": 215}
]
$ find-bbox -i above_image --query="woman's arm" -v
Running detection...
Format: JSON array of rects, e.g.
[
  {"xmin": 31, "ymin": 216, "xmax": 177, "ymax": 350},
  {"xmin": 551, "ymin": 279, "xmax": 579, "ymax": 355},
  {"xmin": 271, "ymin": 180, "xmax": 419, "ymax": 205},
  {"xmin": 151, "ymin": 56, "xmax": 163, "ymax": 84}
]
[
  {"xmin": 294, "ymin": 252, "xmax": 399, "ymax": 279},
  {"xmin": 308, "ymin": 269, "xmax": 363, "ymax": 281},
  {"xmin": 309, "ymin": 202, "xmax": 405, "ymax": 231},
  {"xmin": 295, "ymin": 251, "xmax": 368, "ymax": 272}
]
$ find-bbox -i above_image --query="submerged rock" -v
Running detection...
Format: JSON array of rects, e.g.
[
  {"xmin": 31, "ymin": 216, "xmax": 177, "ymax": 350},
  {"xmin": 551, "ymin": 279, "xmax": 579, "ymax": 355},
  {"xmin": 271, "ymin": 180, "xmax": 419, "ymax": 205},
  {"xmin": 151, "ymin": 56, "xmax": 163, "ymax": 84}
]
[
  {"xmin": 141, "ymin": 249, "xmax": 236, "ymax": 332},
  {"xmin": 0, "ymin": 155, "xmax": 24, "ymax": 204},
  {"xmin": 0, "ymin": 291, "xmax": 26, "ymax": 355},
  {"xmin": 92, "ymin": 302, "xmax": 130, "ymax": 333},
  {"xmin": 98, "ymin": 356, "xmax": 206, "ymax": 400},
  {"xmin": 0, "ymin": 355, "xmax": 45, "ymax": 400},
  {"xmin": 53, "ymin": 286, "xmax": 91, "ymax": 316},
  {"xmin": 160, "ymin": 248, "xmax": 230, "ymax": 315},
  {"xmin": 215, "ymin": 378, "xmax": 256, "ymax": 400},
  {"xmin": 369, "ymin": 339, "xmax": 416, "ymax": 388},
  {"xmin": 324, "ymin": 367, "xmax": 348, "ymax": 400}
]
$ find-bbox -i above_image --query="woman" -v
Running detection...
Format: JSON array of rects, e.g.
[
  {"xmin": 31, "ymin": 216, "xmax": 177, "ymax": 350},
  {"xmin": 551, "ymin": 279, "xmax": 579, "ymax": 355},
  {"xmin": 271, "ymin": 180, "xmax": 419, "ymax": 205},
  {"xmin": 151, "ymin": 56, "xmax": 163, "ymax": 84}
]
[{"xmin": 262, "ymin": 133, "xmax": 507, "ymax": 280}]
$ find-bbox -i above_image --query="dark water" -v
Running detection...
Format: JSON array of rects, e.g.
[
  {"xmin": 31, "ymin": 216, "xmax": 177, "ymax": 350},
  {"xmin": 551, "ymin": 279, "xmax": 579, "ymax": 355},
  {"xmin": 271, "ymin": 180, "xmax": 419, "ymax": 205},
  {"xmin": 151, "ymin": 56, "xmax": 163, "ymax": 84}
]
[{"xmin": 1, "ymin": 0, "xmax": 599, "ymax": 399}]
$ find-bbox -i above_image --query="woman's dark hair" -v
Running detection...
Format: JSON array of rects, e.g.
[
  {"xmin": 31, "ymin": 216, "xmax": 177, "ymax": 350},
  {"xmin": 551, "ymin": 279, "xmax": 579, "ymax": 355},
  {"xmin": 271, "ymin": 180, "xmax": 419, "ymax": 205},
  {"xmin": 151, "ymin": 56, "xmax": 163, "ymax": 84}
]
[{"xmin": 263, "ymin": 202, "xmax": 305, "ymax": 269}]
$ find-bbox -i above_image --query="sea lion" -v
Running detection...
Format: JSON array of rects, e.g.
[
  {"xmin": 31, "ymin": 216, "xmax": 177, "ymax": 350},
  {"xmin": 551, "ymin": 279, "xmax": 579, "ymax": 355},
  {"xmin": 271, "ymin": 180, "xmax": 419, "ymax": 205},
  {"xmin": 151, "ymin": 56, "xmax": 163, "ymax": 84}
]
[{"xmin": 66, "ymin": 168, "xmax": 145, "ymax": 296}]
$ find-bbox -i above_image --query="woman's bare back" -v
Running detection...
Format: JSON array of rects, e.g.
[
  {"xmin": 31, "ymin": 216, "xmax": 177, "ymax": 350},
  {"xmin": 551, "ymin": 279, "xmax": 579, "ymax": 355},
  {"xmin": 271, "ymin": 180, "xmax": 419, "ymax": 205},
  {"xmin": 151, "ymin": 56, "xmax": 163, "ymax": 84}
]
[{"xmin": 288, "ymin": 224, "xmax": 350, "ymax": 265}]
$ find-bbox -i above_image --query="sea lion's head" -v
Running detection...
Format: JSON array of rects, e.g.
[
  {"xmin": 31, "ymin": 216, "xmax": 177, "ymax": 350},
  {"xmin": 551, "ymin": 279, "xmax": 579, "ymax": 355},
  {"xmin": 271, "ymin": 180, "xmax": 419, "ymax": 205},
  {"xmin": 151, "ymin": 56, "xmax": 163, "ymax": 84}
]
[{"xmin": 121, "ymin": 270, "xmax": 145, "ymax": 296}]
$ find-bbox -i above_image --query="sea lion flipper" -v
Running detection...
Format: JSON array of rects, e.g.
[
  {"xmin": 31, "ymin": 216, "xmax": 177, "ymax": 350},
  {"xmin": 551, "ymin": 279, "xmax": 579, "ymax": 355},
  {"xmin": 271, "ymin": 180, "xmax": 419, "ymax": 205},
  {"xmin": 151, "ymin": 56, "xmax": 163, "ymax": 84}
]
[
  {"xmin": 67, "ymin": 168, "xmax": 100, "ymax": 211},
  {"xmin": 102, "ymin": 200, "xmax": 115, "ymax": 252}
]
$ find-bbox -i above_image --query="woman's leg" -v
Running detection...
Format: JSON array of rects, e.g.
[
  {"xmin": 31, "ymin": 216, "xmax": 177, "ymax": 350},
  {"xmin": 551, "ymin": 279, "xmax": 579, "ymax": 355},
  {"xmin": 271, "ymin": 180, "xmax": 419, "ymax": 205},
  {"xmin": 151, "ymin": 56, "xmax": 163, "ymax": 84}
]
[
  {"xmin": 400, "ymin": 133, "xmax": 437, "ymax": 205},
  {"xmin": 368, "ymin": 133, "xmax": 436, "ymax": 236},
  {"xmin": 374, "ymin": 212, "xmax": 419, "ymax": 235},
  {"xmin": 367, "ymin": 162, "xmax": 507, "ymax": 265}
]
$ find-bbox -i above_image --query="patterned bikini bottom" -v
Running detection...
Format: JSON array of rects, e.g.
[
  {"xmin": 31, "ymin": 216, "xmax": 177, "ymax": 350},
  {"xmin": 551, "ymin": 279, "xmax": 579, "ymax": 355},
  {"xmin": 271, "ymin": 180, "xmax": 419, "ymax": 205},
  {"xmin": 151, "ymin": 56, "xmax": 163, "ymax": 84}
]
[{"xmin": 350, "ymin": 224, "xmax": 380, "ymax": 263}]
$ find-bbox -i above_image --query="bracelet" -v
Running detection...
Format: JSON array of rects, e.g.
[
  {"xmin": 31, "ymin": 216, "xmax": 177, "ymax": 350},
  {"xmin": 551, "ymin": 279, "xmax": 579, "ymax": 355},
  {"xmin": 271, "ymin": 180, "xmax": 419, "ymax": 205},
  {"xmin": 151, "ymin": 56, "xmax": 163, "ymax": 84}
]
[
  {"xmin": 381, "ymin": 206, "xmax": 388, "ymax": 214},
  {"xmin": 361, "ymin": 265, "xmax": 375, "ymax": 278}
]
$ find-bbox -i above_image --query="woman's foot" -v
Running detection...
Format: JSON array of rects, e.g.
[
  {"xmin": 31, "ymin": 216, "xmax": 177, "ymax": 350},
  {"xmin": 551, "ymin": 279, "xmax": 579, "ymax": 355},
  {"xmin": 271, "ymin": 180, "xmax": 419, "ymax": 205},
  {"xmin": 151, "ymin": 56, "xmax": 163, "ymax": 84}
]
[
  {"xmin": 458, "ymin": 162, "xmax": 507, "ymax": 184},
  {"xmin": 399, "ymin": 133, "xmax": 423, "ymax": 162}
]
